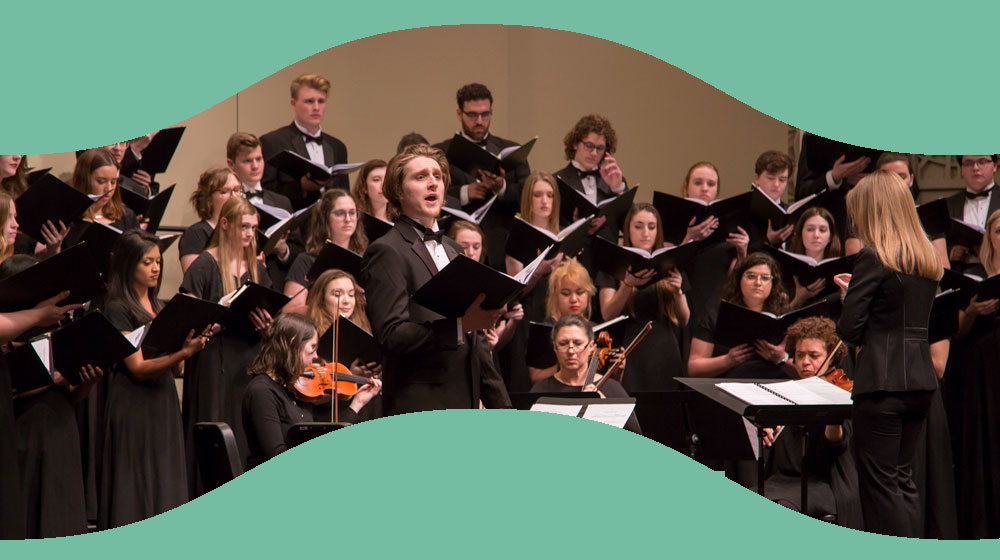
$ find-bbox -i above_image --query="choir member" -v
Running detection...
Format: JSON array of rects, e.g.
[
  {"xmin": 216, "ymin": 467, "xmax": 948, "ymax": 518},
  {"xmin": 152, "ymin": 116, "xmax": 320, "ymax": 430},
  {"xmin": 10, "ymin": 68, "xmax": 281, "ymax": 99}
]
[
  {"xmin": 687, "ymin": 252, "xmax": 793, "ymax": 379},
  {"xmin": 283, "ymin": 189, "xmax": 368, "ymax": 314},
  {"xmin": 178, "ymin": 167, "xmax": 239, "ymax": 274},
  {"xmin": 750, "ymin": 150, "xmax": 795, "ymax": 247},
  {"xmin": 834, "ymin": 170, "xmax": 943, "ymax": 537},
  {"xmin": 243, "ymin": 313, "xmax": 380, "ymax": 469},
  {"xmin": 99, "ymin": 230, "xmax": 206, "ymax": 529},
  {"xmin": 945, "ymin": 155, "xmax": 998, "ymax": 271},
  {"xmin": 351, "ymin": 159, "xmax": 390, "ymax": 222},
  {"xmin": 360, "ymin": 144, "xmax": 510, "ymax": 414},
  {"xmin": 528, "ymin": 261, "xmax": 597, "ymax": 383},
  {"xmin": 0, "ymin": 154, "xmax": 28, "ymax": 196},
  {"xmin": 529, "ymin": 314, "xmax": 641, "ymax": 434},
  {"xmin": 597, "ymin": 202, "xmax": 690, "ymax": 389},
  {"xmin": 64, "ymin": 148, "xmax": 142, "ymax": 249},
  {"xmin": 785, "ymin": 208, "xmax": 840, "ymax": 308},
  {"xmin": 180, "ymin": 196, "xmax": 272, "ymax": 494}
]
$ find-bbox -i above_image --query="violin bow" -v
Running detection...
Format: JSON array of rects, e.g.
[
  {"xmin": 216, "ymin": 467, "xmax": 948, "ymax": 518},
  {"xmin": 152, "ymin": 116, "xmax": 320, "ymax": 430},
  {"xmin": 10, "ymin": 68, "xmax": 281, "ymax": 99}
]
[
  {"xmin": 816, "ymin": 340, "xmax": 844, "ymax": 379},
  {"xmin": 595, "ymin": 321, "xmax": 653, "ymax": 391}
]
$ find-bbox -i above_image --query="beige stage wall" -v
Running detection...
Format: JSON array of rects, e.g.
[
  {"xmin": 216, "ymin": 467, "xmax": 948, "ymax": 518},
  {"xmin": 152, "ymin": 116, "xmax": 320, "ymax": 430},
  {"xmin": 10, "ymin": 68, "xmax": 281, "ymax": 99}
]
[{"xmin": 30, "ymin": 25, "xmax": 789, "ymax": 296}]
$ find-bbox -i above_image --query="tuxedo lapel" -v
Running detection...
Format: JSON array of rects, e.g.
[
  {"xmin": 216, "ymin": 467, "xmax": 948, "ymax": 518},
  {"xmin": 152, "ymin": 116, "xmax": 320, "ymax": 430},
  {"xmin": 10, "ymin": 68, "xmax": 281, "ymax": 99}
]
[
  {"xmin": 555, "ymin": 166, "xmax": 585, "ymax": 194},
  {"xmin": 288, "ymin": 124, "xmax": 308, "ymax": 158}
]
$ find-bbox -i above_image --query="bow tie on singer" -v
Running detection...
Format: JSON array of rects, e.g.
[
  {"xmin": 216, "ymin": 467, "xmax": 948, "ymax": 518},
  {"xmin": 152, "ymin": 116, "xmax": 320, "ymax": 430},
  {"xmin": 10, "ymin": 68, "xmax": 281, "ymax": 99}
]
[
  {"xmin": 303, "ymin": 135, "xmax": 323, "ymax": 145},
  {"xmin": 579, "ymin": 168, "xmax": 602, "ymax": 179},
  {"xmin": 966, "ymin": 188, "xmax": 993, "ymax": 200}
]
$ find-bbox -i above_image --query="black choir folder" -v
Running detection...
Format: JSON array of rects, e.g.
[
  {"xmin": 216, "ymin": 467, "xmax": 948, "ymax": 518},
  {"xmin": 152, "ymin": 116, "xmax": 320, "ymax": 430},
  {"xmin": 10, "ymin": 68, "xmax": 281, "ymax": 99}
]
[
  {"xmin": 749, "ymin": 186, "xmax": 833, "ymax": 230},
  {"xmin": 51, "ymin": 312, "xmax": 136, "ymax": 385},
  {"xmin": 0, "ymin": 244, "xmax": 103, "ymax": 312},
  {"xmin": 713, "ymin": 300, "xmax": 827, "ymax": 348},
  {"xmin": 14, "ymin": 174, "xmax": 96, "ymax": 242},
  {"xmin": 413, "ymin": 247, "xmax": 552, "ymax": 318},
  {"xmin": 764, "ymin": 246, "xmax": 855, "ymax": 286},
  {"xmin": 929, "ymin": 289, "xmax": 962, "ymax": 343},
  {"xmin": 361, "ymin": 212, "xmax": 392, "ymax": 242},
  {"xmin": 556, "ymin": 178, "xmax": 638, "ymax": 228},
  {"xmin": 131, "ymin": 126, "xmax": 185, "ymax": 175},
  {"xmin": 130, "ymin": 293, "xmax": 225, "ymax": 355},
  {"xmin": 218, "ymin": 282, "xmax": 291, "ymax": 333},
  {"xmin": 939, "ymin": 268, "xmax": 1000, "ymax": 304},
  {"xmin": 307, "ymin": 242, "xmax": 363, "ymax": 282},
  {"xmin": 318, "ymin": 316, "xmax": 381, "ymax": 366},
  {"xmin": 443, "ymin": 133, "xmax": 536, "ymax": 176},
  {"xmin": 119, "ymin": 179, "xmax": 175, "ymax": 233},
  {"xmin": 505, "ymin": 215, "xmax": 591, "ymax": 265},
  {"xmin": 252, "ymin": 200, "xmax": 315, "ymax": 254},
  {"xmin": 652, "ymin": 191, "xmax": 751, "ymax": 245},
  {"xmin": 592, "ymin": 237, "xmax": 701, "ymax": 281},
  {"xmin": 801, "ymin": 134, "xmax": 880, "ymax": 176},
  {"xmin": 949, "ymin": 218, "xmax": 985, "ymax": 249},
  {"xmin": 916, "ymin": 197, "xmax": 951, "ymax": 240},
  {"xmin": 7, "ymin": 337, "xmax": 55, "ymax": 393},
  {"xmin": 266, "ymin": 150, "xmax": 363, "ymax": 182}
]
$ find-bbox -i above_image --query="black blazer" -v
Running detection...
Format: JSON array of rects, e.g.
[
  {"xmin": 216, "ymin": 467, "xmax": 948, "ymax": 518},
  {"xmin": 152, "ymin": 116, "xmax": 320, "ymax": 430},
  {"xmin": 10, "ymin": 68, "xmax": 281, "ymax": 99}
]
[
  {"xmin": 260, "ymin": 122, "xmax": 349, "ymax": 211},
  {"xmin": 944, "ymin": 188, "xmax": 1000, "ymax": 226},
  {"xmin": 360, "ymin": 220, "xmax": 511, "ymax": 415},
  {"xmin": 836, "ymin": 247, "xmax": 939, "ymax": 396}
]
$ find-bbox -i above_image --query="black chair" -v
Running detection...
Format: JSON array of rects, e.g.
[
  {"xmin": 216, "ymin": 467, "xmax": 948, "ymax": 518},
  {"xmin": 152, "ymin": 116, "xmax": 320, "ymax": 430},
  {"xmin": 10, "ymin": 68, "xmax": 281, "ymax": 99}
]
[
  {"xmin": 193, "ymin": 422, "xmax": 243, "ymax": 492},
  {"xmin": 287, "ymin": 422, "xmax": 351, "ymax": 449}
]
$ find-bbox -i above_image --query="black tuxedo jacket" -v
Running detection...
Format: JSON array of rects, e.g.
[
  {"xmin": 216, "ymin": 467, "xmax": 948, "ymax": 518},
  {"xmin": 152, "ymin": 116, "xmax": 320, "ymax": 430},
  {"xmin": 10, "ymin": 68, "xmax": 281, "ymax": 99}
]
[
  {"xmin": 260, "ymin": 122, "xmax": 349, "ymax": 211},
  {"xmin": 434, "ymin": 133, "xmax": 530, "ymax": 270},
  {"xmin": 836, "ymin": 247, "xmax": 939, "ymax": 396},
  {"xmin": 360, "ymin": 219, "xmax": 511, "ymax": 415},
  {"xmin": 944, "ymin": 188, "xmax": 1000, "ymax": 226}
]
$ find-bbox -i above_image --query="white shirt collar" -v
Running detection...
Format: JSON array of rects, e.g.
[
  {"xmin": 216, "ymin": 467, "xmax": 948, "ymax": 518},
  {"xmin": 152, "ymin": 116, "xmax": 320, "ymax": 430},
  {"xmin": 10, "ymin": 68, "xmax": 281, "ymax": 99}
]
[
  {"xmin": 294, "ymin": 120, "xmax": 322, "ymax": 138},
  {"xmin": 571, "ymin": 159, "xmax": 597, "ymax": 172}
]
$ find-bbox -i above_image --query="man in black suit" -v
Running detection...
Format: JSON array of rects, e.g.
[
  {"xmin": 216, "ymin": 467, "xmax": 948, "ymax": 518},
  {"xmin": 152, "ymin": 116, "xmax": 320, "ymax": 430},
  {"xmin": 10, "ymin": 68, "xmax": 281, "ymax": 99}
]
[
  {"xmin": 260, "ymin": 74, "xmax": 349, "ymax": 211},
  {"xmin": 554, "ymin": 113, "xmax": 627, "ymax": 236},
  {"xmin": 360, "ymin": 144, "xmax": 511, "ymax": 415},
  {"xmin": 226, "ymin": 132, "xmax": 300, "ymax": 286},
  {"xmin": 749, "ymin": 149, "xmax": 796, "ymax": 248},
  {"xmin": 433, "ymin": 83, "xmax": 529, "ymax": 269},
  {"xmin": 945, "ymin": 154, "xmax": 999, "ymax": 270}
]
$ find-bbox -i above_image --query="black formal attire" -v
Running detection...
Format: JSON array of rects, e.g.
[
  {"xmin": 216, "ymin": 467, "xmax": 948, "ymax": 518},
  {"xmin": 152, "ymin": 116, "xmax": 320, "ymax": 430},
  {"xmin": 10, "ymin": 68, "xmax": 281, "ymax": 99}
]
[
  {"xmin": 0, "ymin": 357, "xmax": 25, "ymax": 539},
  {"xmin": 178, "ymin": 220, "xmax": 213, "ymax": 261},
  {"xmin": 692, "ymin": 303, "xmax": 790, "ymax": 380},
  {"xmin": 595, "ymin": 272, "xmax": 689, "ymax": 390},
  {"xmin": 945, "ymin": 187, "xmax": 1000, "ymax": 272},
  {"xmin": 434, "ymin": 133, "xmax": 529, "ymax": 271},
  {"xmin": 836, "ymin": 247, "xmax": 938, "ymax": 537},
  {"xmin": 260, "ymin": 122, "xmax": 349, "ymax": 211},
  {"xmin": 13, "ymin": 387, "xmax": 87, "ymax": 538},
  {"xmin": 529, "ymin": 375, "xmax": 641, "ymax": 435},
  {"xmin": 360, "ymin": 216, "xmax": 511, "ymax": 415},
  {"xmin": 98, "ymin": 300, "xmax": 187, "ymax": 530},
  {"xmin": 63, "ymin": 209, "xmax": 143, "ymax": 250},
  {"xmin": 764, "ymin": 422, "xmax": 863, "ymax": 529},
  {"xmin": 179, "ymin": 252, "xmax": 271, "ymax": 496},
  {"xmin": 242, "ymin": 375, "xmax": 358, "ymax": 470}
]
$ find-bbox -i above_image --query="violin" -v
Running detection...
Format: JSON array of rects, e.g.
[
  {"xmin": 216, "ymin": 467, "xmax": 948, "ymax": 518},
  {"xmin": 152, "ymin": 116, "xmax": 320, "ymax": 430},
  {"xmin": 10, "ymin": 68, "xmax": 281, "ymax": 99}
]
[
  {"xmin": 595, "ymin": 321, "xmax": 653, "ymax": 390},
  {"xmin": 293, "ymin": 363, "xmax": 375, "ymax": 402},
  {"xmin": 815, "ymin": 340, "xmax": 853, "ymax": 392}
]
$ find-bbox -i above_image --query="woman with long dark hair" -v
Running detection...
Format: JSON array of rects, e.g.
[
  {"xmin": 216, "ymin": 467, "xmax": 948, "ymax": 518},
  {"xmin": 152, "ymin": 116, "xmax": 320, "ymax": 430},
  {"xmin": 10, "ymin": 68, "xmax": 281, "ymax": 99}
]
[{"xmin": 99, "ymin": 230, "xmax": 206, "ymax": 529}]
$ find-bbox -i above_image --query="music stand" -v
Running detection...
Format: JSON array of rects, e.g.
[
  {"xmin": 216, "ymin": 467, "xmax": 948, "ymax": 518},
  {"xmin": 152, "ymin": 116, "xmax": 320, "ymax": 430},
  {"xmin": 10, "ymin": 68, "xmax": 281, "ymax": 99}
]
[
  {"xmin": 676, "ymin": 377, "xmax": 852, "ymax": 515},
  {"xmin": 287, "ymin": 422, "xmax": 351, "ymax": 449}
]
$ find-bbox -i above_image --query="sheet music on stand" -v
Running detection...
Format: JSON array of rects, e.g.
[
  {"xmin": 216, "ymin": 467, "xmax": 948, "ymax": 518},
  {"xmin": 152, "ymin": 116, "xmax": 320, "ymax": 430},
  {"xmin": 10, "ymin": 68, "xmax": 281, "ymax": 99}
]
[
  {"xmin": 716, "ymin": 376, "xmax": 852, "ymax": 407},
  {"xmin": 530, "ymin": 397, "xmax": 636, "ymax": 429}
]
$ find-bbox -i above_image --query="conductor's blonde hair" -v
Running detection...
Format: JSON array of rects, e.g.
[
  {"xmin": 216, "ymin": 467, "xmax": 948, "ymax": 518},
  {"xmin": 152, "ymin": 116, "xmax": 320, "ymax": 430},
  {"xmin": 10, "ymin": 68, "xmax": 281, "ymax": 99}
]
[{"xmin": 846, "ymin": 170, "xmax": 942, "ymax": 281}]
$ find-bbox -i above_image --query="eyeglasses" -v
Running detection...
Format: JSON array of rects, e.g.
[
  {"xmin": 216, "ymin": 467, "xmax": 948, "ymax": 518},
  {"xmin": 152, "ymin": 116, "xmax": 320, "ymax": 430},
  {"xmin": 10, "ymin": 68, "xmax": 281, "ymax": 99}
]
[
  {"xmin": 580, "ymin": 141, "xmax": 607, "ymax": 154},
  {"xmin": 743, "ymin": 272, "xmax": 773, "ymax": 283},
  {"xmin": 555, "ymin": 340, "xmax": 588, "ymax": 352},
  {"xmin": 462, "ymin": 110, "xmax": 492, "ymax": 121},
  {"xmin": 961, "ymin": 158, "xmax": 995, "ymax": 169},
  {"xmin": 332, "ymin": 209, "xmax": 358, "ymax": 220}
]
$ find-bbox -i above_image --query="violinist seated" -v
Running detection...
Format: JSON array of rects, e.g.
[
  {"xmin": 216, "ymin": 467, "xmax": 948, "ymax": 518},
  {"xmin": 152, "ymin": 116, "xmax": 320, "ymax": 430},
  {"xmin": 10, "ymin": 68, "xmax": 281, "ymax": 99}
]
[
  {"xmin": 760, "ymin": 317, "xmax": 862, "ymax": 529},
  {"xmin": 529, "ymin": 315, "xmax": 641, "ymax": 435},
  {"xmin": 242, "ymin": 313, "xmax": 381, "ymax": 470}
]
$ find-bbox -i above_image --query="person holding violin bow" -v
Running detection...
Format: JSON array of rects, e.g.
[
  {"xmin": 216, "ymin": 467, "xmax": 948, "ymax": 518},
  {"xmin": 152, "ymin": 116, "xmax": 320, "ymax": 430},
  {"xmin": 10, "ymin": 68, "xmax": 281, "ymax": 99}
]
[
  {"xmin": 759, "ymin": 317, "xmax": 863, "ymax": 530},
  {"xmin": 243, "ymin": 313, "xmax": 381, "ymax": 469},
  {"xmin": 530, "ymin": 315, "xmax": 641, "ymax": 435}
]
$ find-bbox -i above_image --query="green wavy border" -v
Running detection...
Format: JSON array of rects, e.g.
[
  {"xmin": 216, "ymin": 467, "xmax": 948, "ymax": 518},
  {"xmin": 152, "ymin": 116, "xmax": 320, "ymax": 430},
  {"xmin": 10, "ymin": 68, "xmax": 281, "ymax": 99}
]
[{"xmin": 3, "ymin": 3, "xmax": 998, "ymax": 556}]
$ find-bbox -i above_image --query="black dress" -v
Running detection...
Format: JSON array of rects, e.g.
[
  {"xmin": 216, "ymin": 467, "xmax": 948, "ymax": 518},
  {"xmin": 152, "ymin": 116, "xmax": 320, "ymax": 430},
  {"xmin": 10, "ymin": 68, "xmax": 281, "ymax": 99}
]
[
  {"xmin": 14, "ymin": 387, "xmax": 88, "ymax": 537},
  {"xmin": 178, "ymin": 220, "xmax": 213, "ymax": 259},
  {"xmin": 179, "ymin": 252, "xmax": 271, "ymax": 495},
  {"xmin": 286, "ymin": 252, "xmax": 316, "ymax": 288},
  {"xmin": 596, "ymin": 272, "xmax": 689, "ymax": 391},
  {"xmin": 98, "ymin": 300, "xmax": 187, "ymax": 530},
  {"xmin": 0, "ymin": 357, "xmax": 25, "ymax": 539},
  {"xmin": 764, "ymin": 422, "xmax": 863, "ymax": 530},
  {"xmin": 497, "ymin": 269, "xmax": 550, "ymax": 393},
  {"xmin": 63, "ymin": 209, "xmax": 143, "ymax": 249},
  {"xmin": 530, "ymin": 375, "xmax": 642, "ymax": 435},
  {"xmin": 692, "ymin": 303, "xmax": 790, "ymax": 380}
]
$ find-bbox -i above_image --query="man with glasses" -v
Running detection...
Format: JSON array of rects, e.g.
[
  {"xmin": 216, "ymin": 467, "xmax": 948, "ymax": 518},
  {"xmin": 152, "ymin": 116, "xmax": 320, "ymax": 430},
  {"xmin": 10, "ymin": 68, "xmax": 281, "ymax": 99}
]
[
  {"xmin": 946, "ymin": 155, "xmax": 999, "ymax": 268},
  {"xmin": 555, "ymin": 113, "xmax": 627, "ymax": 210},
  {"xmin": 529, "ymin": 314, "xmax": 641, "ymax": 434},
  {"xmin": 434, "ymin": 83, "xmax": 530, "ymax": 268}
]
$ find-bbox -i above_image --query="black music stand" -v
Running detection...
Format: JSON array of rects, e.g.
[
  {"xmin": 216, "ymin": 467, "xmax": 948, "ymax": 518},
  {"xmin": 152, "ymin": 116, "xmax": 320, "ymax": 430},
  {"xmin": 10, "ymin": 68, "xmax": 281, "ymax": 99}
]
[
  {"xmin": 676, "ymin": 377, "xmax": 852, "ymax": 516},
  {"xmin": 287, "ymin": 422, "xmax": 351, "ymax": 449}
]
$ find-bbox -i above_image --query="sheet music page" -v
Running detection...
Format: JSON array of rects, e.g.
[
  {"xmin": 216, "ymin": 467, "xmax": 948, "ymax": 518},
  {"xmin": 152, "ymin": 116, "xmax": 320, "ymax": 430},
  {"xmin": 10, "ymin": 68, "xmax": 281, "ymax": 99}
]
[
  {"xmin": 580, "ymin": 403, "xmax": 635, "ymax": 428},
  {"xmin": 514, "ymin": 245, "xmax": 553, "ymax": 284},
  {"xmin": 124, "ymin": 325, "xmax": 147, "ymax": 348},
  {"xmin": 31, "ymin": 337, "xmax": 51, "ymax": 372},
  {"xmin": 794, "ymin": 376, "xmax": 853, "ymax": 405},
  {"xmin": 716, "ymin": 382, "xmax": 788, "ymax": 405},
  {"xmin": 530, "ymin": 403, "xmax": 583, "ymax": 416},
  {"xmin": 764, "ymin": 380, "xmax": 830, "ymax": 405}
]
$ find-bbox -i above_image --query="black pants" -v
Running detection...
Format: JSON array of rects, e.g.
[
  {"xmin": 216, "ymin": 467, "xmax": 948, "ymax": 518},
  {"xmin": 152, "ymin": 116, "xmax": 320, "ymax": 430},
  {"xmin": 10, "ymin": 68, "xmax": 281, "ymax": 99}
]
[{"xmin": 852, "ymin": 390, "xmax": 934, "ymax": 537}]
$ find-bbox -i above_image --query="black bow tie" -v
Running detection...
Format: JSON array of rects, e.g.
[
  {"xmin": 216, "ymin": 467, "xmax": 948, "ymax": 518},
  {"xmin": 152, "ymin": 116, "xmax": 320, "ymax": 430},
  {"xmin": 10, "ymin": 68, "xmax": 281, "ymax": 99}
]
[
  {"xmin": 400, "ymin": 215, "xmax": 445, "ymax": 243},
  {"xmin": 303, "ymin": 135, "xmax": 322, "ymax": 145},
  {"xmin": 475, "ymin": 139, "xmax": 488, "ymax": 148},
  {"xmin": 579, "ymin": 168, "xmax": 601, "ymax": 179},
  {"xmin": 966, "ymin": 188, "xmax": 993, "ymax": 200}
]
